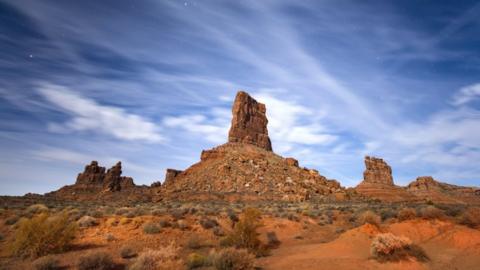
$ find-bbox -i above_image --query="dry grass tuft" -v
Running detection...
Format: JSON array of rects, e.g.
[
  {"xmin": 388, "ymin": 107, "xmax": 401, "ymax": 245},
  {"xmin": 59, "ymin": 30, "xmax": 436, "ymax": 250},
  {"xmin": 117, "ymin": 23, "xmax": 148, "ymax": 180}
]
[
  {"xmin": 77, "ymin": 251, "xmax": 115, "ymax": 270},
  {"xmin": 459, "ymin": 207, "xmax": 480, "ymax": 228},
  {"xmin": 33, "ymin": 255, "xmax": 60, "ymax": 270},
  {"xmin": 358, "ymin": 210, "xmax": 381, "ymax": 227},
  {"xmin": 421, "ymin": 206, "xmax": 444, "ymax": 220},
  {"xmin": 9, "ymin": 212, "xmax": 77, "ymax": 258},
  {"xmin": 128, "ymin": 243, "xmax": 182, "ymax": 270},
  {"xmin": 212, "ymin": 248, "xmax": 255, "ymax": 270}
]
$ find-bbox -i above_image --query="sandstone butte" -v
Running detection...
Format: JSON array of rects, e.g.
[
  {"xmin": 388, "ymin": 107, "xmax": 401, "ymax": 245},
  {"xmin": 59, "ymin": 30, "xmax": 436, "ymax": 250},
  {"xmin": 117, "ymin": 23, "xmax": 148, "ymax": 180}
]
[{"xmin": 48, "ymin": 91, "xmax": 480, "ymax": 204}]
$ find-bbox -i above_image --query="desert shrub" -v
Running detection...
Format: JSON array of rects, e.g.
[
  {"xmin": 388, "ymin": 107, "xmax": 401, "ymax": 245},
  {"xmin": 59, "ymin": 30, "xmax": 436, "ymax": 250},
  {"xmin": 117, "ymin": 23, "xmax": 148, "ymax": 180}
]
[
  {"xmin": 421, "ymin": 206, "xmax": 444, "ymax": 220},
  {"xmin": 120, "ymin": 245, "xmax": 137, "ymax": 259},
  {"xmin": 187, "ymin": 235, "xmax": 203, "ymax": 249},
  {"xmin": 105, "ymin": 233, "xmax": 115, "ymax": 242},
  {"xmin": 371, "ymin": 233, "xmax": 428, "ymax": 262},
  {"xmin": 397, "ymin": 208, "xmax": 417, "ymax": 221},
  {"xmin": 212, "ymin": 248, "xmax": 255, "ymax": 270},
  {"xmin": 115, "ymin": 207, "xmax": 130, "ymax": 216},
  {"xmin": 379, "ymin": 209, "xmax": 396, "ymax": 221},
  {"xmin": 266, "ymin": 232, "xmax": 280, "ymax": 248},
  {"xmin": 9, "ymin": 212, "xmax": 77, "ymax": 258},
  {"xmin": 143, "ymin": 222, "xmax": 161, "ymax": 234},
  {"xmin": 358, "ymin": 211, "xmax": 381, "ymax": 227},
  {"xmin": 221, "ymin": 208, "xmax": 266, "ymax": 255},
  {"xmin": 26, "ymin": 204, "xmax": 49, "ymax": 215},
  {"xmin": 171, "ymin": 209, "xmax": 185, "ymax": 221},
  {"xmin": 77, "ymin": 216, "xmax": 98, "ymax": 227},
  {"xmin": 175, "ymin": 220, "xmax": 188, "ymax": 230},
  {"xmin": 186, "ymin": 253, "xmax": 209, "ymax": 269},
  {"xmin": 442, "ymin": 205, "xmax": 465, "ymax": 217},
  {"xmin": 200, "ymin": 218, "xmax": 218, "ymax": 229},
  {"xmin": 5, "ymin": 215, "xmax": 19, "ymax": 225},
  {"xmin": 128, "ymin": 243, "xmax": 181, "ymax": 270},
  {"xmin": 77, "ymin": 251, "xmax": 115, "ymax": 270},
  {"xmin": 120, "ymin": 217, "xmax": 131, "ymax": 225},
  {"xmin": 287, "ymin": 213, "xmax": 300, "ymax": 222},
  {"xmin": 459, "ymin": 207, "xmax": 480, "ymax": 228},
  {"xmin": 88, "ymin": 210, "xmax": 104, "ymax": 218},
  {"xmin": 33, "ymin": 255, "xmax": 60, "ymax": 270},
  {"xmin": 213, "ymin": 226, "xmax": 225, "ymax": 237},
  {"xmin": 158, "ymin": 219, "xmax": 171, "ymax": 228}
]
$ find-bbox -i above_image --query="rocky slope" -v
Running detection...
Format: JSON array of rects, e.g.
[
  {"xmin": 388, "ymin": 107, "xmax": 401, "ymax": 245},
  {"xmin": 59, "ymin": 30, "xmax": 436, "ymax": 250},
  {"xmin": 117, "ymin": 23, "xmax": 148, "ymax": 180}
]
[{"xmin": 406, "ymin": 176, "xmax": 480, "ymax": 204}]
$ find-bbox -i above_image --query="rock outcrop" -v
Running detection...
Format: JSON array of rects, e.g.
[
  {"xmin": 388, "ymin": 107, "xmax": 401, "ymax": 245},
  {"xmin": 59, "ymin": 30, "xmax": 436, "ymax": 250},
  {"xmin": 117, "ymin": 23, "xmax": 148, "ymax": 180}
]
[
  {"xmin": 406, "ymin": 176, "xmax": 480, "ymax": 204},
  {"xmin": 363, "ymin": 156, "xmax": 393, "ymax": 185},
  {"xmin": 228, "ymin": 91, "xmax": 272, "ymax": 151},
  {"xmin": 154, "ymin": 91, "xmax": 355, "ymax": 202},
  {"xmin": 49, "ymin": 161, "xmax": 149, "ymax": 202},
  {"xmin": 355, "ymin": 156, "xmax": 418, "ymax": 202}
]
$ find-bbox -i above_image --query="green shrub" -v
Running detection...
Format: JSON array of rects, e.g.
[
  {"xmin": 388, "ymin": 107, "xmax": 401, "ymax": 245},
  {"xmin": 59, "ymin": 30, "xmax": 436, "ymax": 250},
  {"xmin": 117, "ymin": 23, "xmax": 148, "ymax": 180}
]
[
  {"xmin": 221, "ymin": 208, "xmax": 266, "ymax": 255},
  {"xmin": 77, "ymin": 251, "xmax": 115, "ymax": 270},
  {"xmin": 212, "ymin": 248, "xmax": 255, "ymax": 270},
  {"xmin": 143, "ymin": 222, "xmax": 161, "ymax": 234},
  {"xmin": 33, "ymin": 255, "xmax": 60, "ymax": 270},
  {"xmin": 9, "ymin": 212, "xmax": 77, "ymax": 258},
  {"xmin": 186, "ymin": 253, "xmax": 209, "ymax": 269},
  {"xmin": 397, "ymin": 208, "xmax": 417, "ymax": 221}
]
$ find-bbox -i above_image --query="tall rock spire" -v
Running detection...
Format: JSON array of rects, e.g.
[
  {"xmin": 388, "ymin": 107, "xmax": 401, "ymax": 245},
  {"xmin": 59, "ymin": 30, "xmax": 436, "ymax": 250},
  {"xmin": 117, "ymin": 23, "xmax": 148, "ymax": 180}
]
[{"xmin": 228, "ymin": 91, "xmax": 272, "ymax": 151}]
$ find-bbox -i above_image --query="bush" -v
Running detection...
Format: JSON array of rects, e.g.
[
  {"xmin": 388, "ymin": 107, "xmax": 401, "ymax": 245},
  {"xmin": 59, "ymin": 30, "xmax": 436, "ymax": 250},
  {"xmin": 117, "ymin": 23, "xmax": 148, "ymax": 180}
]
[
  {"xmin": 5, "ymin": 215, "xmax": 19, "ymax": 225},
  {"xmin": 158, "ymin": 219, "xmax": 171, "ymax": 228},
  {"xmin": 421, "ymin": 206, "xmax": 444, "ymax": 220},
  {"xmin": 120, "ymin": 245, "xmax": 137, "ymax": 259},
  {"xmin": 9, "ymin": 212, "xmax": 77, "ymax": 258},
  {"xmin": 358, "ymin": 211, "xmax": 381, "ymax": 227},
  {"xmin": 186, "ymin": 253, "xmax": 209, "ymax": 269},
  {"xmin": 397, "ymin": 208, "xmax": 417, "ymax": 221},
  {"xmin": 143, "ymin": 222, "xmax": 161, "ymax": 234},
  {"xmin": 128, "ymin": 244, "xmax": 181, "ymax": 270},
  {"xmin": 459, "ymin": 207, "xmax": 480, "ymax": 228},
  {"xmin": 77, "ymin": 216, "xmax": 98, "ymax": 227},
  {"xmin": 26, "ymin": 204, "xmax": 49, "ymax": 215},
  {"xmin": 371, "ymin": 233, "xmax": 428, "ymax": 262},
  {"xmin": 266, "ymin": 232, "xmax": 281, "ymax": 248},
  {"xmin": 221, "ymin": 208, "xmax": 266, "ymax": 256},
  {"xmin": 77, "ymin": 251, "xmax": 115, "ymax": 270},
  {"xmin": 33, "ymin": 255, "xmax": 60, "ymax": 270},
  {"xmin": 212, "ymin": 248, "xmax": 255, "ymax": 270},
  {"xmin": 200, "ymin": 218, "xmax": 218, "ymax": 229},
  {"xmin": 187, "ymin": 235, "xmax": 203, "ymax": 249}
]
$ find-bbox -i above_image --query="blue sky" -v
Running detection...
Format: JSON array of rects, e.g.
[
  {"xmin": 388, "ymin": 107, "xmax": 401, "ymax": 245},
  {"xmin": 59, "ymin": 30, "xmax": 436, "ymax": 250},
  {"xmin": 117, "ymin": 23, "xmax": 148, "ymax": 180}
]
[{"xmin": 1, "ymin": 0, "xmax": 480, "ymax": 195}]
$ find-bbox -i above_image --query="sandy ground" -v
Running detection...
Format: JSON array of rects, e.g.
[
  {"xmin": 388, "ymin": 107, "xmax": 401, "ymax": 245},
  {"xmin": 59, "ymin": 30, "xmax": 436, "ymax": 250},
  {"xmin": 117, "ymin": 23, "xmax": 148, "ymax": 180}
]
[{"xmin": 1, "ymin": 212, "xmax": 479, "ymax": 269}]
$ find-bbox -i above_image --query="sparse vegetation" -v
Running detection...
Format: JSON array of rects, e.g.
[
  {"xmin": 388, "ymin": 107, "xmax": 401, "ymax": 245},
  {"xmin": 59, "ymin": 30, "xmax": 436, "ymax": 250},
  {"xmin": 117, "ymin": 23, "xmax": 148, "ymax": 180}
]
[
  {"xmin": 187, "ymin": 234, "xmax": 203, "ymax": 249},
  {"xmin": 221, "ymin": 208, "xmax": 267, "ymax": 256},
  {"xmin": 33, "ymin": 255, "xmax": 60, "ymax": 270},
  {"xmin": 186, "ymin": 252, "xmax": 209, "ymax": 269},
  {"xmin": 421, "ymin": 206, "xmax": 444, "ymax": 220},
  {"xmin": 397, "ymin": 208, "xmax": 417, "ymax": 221},
  {"xmin": 143, "ymin": 222, "xmax": 161, "ymax": 234},
  {"xmin": 358, "ymin": 210, "xmax": 381, "ymax": 227},
  {"xmin": 77, "ymin": 251, "xmax": 115, "ymax": 270},
  {"xmin": 212, "ymin": 248, "xmax": 255, "ymax": 270},
  {"xmin": 26, "ymin": 204, "xmax": 49, "ymax": 215},
  {"xmin": 266, "ymin": 232, "xmax": 281, "ymax": 248},
  {"xmin": 129, "ymin": 244, "xmax": 182, "ymax": 270},
  {"xmin": 200, "ymin": 218, "xmax": 218, "ymax": 229},
  {"xmin": 77, "ymin": 216, "xmax": 98, "ymax": 227},
  {"xmin": 9, "ymin": 212, "xmax": 77, "ymax": 258},
  {"xmin": 459, "ymin": 207, "xmax": 480, "ymax": 228},
  {"xmin": 120, "ymin": 245, "xmax": 137, "ymax": 259},
  {"xmin": 371, "ymin": 233, "xmax": 428, "ymax": 262}
]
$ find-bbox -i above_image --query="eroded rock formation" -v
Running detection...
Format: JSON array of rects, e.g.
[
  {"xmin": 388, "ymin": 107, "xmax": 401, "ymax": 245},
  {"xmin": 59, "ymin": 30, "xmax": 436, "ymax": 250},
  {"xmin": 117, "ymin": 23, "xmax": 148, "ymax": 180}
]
[
  {"xmin": 363, "ymin": 156, "xmax": 393, "ymax": 185},
  {"xmin": 228, "ymin": 91, "xmax": 272, "ymax": 151},
  {"xmin": 406, "ymin": 176, "xmax": 480, "ymax": 204}
]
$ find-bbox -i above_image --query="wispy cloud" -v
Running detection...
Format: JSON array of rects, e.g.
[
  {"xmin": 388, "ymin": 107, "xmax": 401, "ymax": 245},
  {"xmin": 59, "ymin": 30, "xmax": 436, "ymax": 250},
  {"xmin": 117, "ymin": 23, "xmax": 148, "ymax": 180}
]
[
  {"xmin": 452, "ymin": 83, "xmax": 480, "ymax": 106},
  {"xmin": 37, "ymin": 83, "xmax": 165, "ymax": 143}
]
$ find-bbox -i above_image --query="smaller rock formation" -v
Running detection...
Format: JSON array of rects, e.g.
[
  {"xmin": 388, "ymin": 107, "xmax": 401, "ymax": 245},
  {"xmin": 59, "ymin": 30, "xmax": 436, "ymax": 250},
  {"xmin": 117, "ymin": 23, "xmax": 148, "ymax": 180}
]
[
  {"xmin": 285, "ymin": 158, "xmax": 299, "ymax": 167},
  {"xmin": 103, "ymin": 162, "xmax": 135, "ymax": 192},
  {"xmin": 407, "ymin": 176, "xmax": 480, "ymax": 204},
  {"xmin": 363, "ymin": 156, "xmax": 393, "ymax": 185},
  {"xmin": 75, "ymin": 161, "xmax": 106, "ymax": 185},
  {"xmin": 228, "ymin": 91, "xmax": 272, "ymax": 151},
  {"xmin": 356, "ymin": 156, "xmax": 418, "ymax": 202},
  {"xmin": 164, "ymin": 169, "xmax": 183, "ymax": 185}
]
